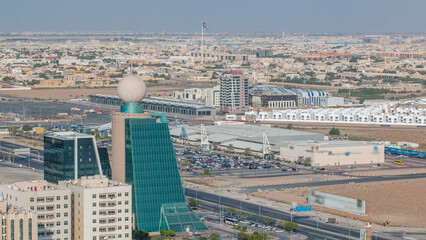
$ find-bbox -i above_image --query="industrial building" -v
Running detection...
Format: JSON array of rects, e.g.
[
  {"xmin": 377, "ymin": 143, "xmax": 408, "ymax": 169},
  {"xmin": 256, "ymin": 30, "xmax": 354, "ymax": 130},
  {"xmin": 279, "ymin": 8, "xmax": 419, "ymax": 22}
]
[
  {"xmin": 280, "ymin": 141, "xmax": 385, "ymax": 166},
  {"xmin": 59, "ymin": 175, "xmax": 132, "ymax": 240},
  {"xmin": 170, "ymin": 123, "xmax": 326, "ymax": 153},
  {"xmin": 44, "ymin": 132, "xmax": 112, "ymax": 183},
  {"xmin": 0, "ymin": 181, "xmax": 72, "ymax": 240},
  {"xmin": 249, "ymin": 85, "xmax": 344, "ymax": 106},
  {"xmin": 89, "ymin": 94, "xmax": 216, "ymax": 116}
]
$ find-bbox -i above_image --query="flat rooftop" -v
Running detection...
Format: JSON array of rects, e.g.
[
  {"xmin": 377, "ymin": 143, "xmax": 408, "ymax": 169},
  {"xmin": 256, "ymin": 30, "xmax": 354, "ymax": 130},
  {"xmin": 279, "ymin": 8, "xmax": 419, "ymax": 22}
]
[
  {"xmin": 1, "ymin": 180, "xmax": 62, "ymax": 192},
  {"xmin": 46, "ymin": 131, "xmax": 93, "ymax": 140}
]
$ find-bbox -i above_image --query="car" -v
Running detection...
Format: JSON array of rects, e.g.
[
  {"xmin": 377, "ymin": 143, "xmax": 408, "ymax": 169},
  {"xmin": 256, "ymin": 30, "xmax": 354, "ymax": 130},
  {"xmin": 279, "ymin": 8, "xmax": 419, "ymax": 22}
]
[
  {"xmin": 276, "ymin": 229, "xmax": 284, "ymax": 233},
  {"xmin": 241, "ymin": 220, "xmax": 249, "ymax": 224}
]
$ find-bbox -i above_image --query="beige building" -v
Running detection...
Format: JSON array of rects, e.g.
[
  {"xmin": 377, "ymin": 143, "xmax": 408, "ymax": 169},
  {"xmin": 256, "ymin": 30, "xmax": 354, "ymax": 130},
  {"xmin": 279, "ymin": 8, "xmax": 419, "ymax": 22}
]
[
  {"xmin": 0, "ymin": 197, "xmax": 38, "ymax": 240},
  {"xmin": 59, "ymin": 175, "xmax": 132, "ymax": 240},
  {"xmin": 0, "ymin": 181, "xmax": 72, "ymax": 240},
  {"xmin": 280, "ymin": 141, "xmax": 385, "ymax": 166}
]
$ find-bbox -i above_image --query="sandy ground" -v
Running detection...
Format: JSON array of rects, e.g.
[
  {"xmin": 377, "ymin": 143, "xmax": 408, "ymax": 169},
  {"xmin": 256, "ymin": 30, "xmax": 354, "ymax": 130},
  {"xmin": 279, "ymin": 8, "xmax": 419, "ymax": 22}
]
[
  {"xmin": 0, "ymin": 82, "xmax": 213, "ymax": 100},
  {"xmin": 345, "ymin": 168, "xmax": 426, "ymax": 176},
  {"xmin": 290, "ymin": 124, "xmax": 426, "ymax": 147},
  {"xmin": 254, "ymin": 178, "xmax": 426, "ymax": 227},
  {"xmin": 184, "ymin": 174, "xmax": 353, "ymax": 188},
  {"xmin": 0, "ymin": 162, "xmax": 43, "ymax": 184}
]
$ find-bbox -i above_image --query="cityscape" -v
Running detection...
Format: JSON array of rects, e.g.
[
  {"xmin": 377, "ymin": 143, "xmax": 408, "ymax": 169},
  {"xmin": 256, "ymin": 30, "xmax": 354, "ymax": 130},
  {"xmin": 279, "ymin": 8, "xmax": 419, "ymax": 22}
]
[{"xmin": 0, "ymin": 1, "xmax": 425, "ymax": 240}]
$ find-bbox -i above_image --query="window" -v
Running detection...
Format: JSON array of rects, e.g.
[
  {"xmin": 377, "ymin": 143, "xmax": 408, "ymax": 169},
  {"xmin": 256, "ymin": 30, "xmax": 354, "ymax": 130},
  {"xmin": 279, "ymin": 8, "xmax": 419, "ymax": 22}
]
[
  {"xmin": 56, "ymin": 196, "xmax": 60, "ymax": 201},
  {"xmin": 125, "ymin": 192, "xmax": 129, "ymax": 197},
  {"xmin": 64, "ymin": 195, "xmax": 68, "ymax": 200},
  {"xmin": 92, "ymin": 211, "xmax": 96, "ymax": 215},
  {"xmin": 28, "ymin": 218, "xmax": 32, "ymax": 240},
  {"xmin": 125, "ymin": 217, "xmax": 129, "ymax": 221},
  {"xmin": 118, "ymin": 201, "xmax": 122, "ymax": 205},
  {"xmin": 125, "ymin": 201, "xmax": 129, "ymax": 205},
  {"xmin": 56, "ymin": 222, "xmax": 60, "ymax": 226},
  {"xmin": 57, "ymin": 204, "xmax": 60, "ymax": 209},
  {"xmin": 118, "ymin": 218, "xmax": 121, "ymax": 222},
  {"xmin": 92, "ymin": 203, "xmax": 96, "ymax": 207},
  {"xmin": 92, "ymin": 194, "xmax": 96, "ymax": 199},
  {"xmin": 64, "ymin": 221, "xmax": 68, "ymax": 226},
  {"xmin": 64, "ymin": 213, "xmax": 68, "ymax": 217},
  {"xmin": 30, "ymin": 197, "xmax": 34, "ymax": 202},
  {"xmin": 56, "ymin": 230, "xmax": 60, "ymax": 234},
  {"xmin": 125, "ymin": 209, "xmax": 129, "ymax": 213},
  {"xmin": 93, "ymin": 237, "xmax": 96, "ymax": 240},
  {"xmin": 19, "ymin": 219, "xmax": 23, "ymax": 240},
  {"xmin": 11, "ymin": 219, "xmax": 14, "ymax": 240},
  {"xmin": 64, "ymin": 204, "xmax": 68, "ymax": 209},
  {"xmin": 118, "ymin": 193, "xmax": 122, "ymax": 197},
  {"xmin": 64, "ymin": 230, "xmax": 68, "ymax": 234},
  {"xmin": 30, "ymin": 206, "xmax": 34, "ymax": 210},
  {"xmin": 92, "ymin": 228, "xmax": 96, "ymax": 232},
  {"xmin": 92, "ymin": 219, "xmax": 96, "ymax": 223},
  {"xmin": 56, "ymin": 213, "xmax": 60, "ymax": 218},
  {"xmin": 125, "ymin": 225, "xmax": 129, "ymax": 230},
  {"xmin": 118, "ymin": 210, "xmax": 121, "ymax": 213}
]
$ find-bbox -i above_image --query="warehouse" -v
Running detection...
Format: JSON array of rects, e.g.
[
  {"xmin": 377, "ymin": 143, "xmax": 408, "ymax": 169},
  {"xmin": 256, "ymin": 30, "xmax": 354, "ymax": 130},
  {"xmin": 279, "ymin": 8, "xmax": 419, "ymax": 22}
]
[{"xmin": 280, "ymin": 141, "xmax": 385, "ymax": 166}]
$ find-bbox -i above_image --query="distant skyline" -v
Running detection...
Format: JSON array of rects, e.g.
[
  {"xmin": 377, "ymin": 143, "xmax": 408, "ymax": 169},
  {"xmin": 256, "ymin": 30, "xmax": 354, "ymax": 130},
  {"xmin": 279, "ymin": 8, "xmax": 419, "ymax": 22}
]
[{"xmin": 0, "ymin": 0, "xmax": 425, "ymax": 33}]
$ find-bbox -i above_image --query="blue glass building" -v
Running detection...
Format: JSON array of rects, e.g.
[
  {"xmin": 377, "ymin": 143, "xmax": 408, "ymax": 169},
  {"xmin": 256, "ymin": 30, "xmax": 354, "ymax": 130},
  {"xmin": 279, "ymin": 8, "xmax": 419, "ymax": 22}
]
[{"xmin": 44, "ymin": 132, "xmax": 111, "ymax": 183}]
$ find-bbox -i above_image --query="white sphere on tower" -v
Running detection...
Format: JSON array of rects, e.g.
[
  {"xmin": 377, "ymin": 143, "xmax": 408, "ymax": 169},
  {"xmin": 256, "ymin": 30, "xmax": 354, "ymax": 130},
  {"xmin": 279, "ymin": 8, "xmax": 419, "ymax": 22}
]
[{"xmin": 117, "ymin": 75, "xmax": 147, "ymax": 103}]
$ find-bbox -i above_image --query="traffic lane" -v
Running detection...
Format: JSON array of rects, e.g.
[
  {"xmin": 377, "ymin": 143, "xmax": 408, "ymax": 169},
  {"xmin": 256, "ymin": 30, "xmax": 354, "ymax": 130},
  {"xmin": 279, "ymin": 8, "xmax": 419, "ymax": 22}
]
[
  {"xmin": 186, "ymin": 189, "xmax": 361, "ymax": 240},
  {"xmin": 240, "ymin": 173, "xmax": 426, "ymax": 193},
  {"xmin": 196, "ymin": 201, "xmax": 327, "ymax": 240}
]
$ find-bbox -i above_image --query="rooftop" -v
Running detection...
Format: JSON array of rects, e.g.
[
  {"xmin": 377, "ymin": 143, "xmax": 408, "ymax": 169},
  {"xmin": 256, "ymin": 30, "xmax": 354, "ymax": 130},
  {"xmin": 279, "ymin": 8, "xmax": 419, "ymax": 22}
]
[
  {"xmin": 1, "ymin": 180, "xmax": 63, "ymax": 192},
  {"xmin": 47, "ymin": 131, "xmax": 94, "ymax": 140},
  {"xmin": 60, "ymin": 175, "xmax": 129, "ymax": 189}
]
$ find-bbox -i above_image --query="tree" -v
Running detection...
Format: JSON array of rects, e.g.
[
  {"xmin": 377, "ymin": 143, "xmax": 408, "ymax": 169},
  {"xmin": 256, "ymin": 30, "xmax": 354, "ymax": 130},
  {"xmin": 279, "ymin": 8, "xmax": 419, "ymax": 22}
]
[
  {"xmin": 297, "ymin": 156, "xmax": 304, "ymax": 165},
  {"xmin": 263, "ymin": 217, "xmax": 273, "ymax": 226},
  {"xmin": 202, "ymin": 169, "xmax": 211, "ymax": 175},
  {"xmin": 242, "ymin": 226, "xmax": 247, "ymax": 232},
  {"xmin": 209, "ymin": 233, "xmax": 220, "ymax": 240},
  {"xmin": 237, "ymin": 233, "xmax": 250, "ymax": 240},
  {"xmin": 7, "ymin": 126, "xmax": 18, "ymax": 136},
  {"xmin": 226, "ymin": 207, "xmax": 237, "ymax": 217},
  {"xmin": 244, "ymin": 147, "xmax": 251, "ymax": 156},
  {"xmin": 22, "ymin": 124, "xmax": 33, "ymax": 132},
  {"xmin": 329, "ymin": 127, "xmax": 341, "ymax": 136},
  {"xmin": 133, "ymin": 229, "xmax": 150, "ymax": 240},
  {"xmin": 284, "ymin": 221, "xmax": 299, "ymax": 232},
  {"xmin": 227, "ymin": 144, "xmax": 234, "ymax": 153},
  {"xmin": 286, "ymin": 124, "xmax": 293, "ymax": 130},
  {"xmin": 303, "ymin": 157, "xmax": 312, "ymax": 166},
  {"xmin": 187, "ymin": 197, "xmax": 197, "ymax": 207}
]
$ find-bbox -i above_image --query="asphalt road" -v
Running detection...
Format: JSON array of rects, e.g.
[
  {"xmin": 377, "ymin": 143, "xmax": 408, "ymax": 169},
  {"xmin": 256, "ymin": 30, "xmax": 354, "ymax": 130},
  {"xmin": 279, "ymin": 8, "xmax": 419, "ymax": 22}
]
[
  {"xmin": 0, "ymin": 140, "xmax": 44, "ymax": 169},
  {"xmin": 240, "ymin": 172, "xmax": 426, "ymax": 193},
  {"xmin": 185, "ymin": 188, "xmax": 372, "ymax": 240}
]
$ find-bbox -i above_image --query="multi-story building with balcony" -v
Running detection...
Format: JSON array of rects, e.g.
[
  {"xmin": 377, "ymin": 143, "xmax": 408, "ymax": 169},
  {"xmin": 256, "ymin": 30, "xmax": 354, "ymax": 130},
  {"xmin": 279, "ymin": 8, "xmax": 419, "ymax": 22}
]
[
  {"xmin": 0, "ymin": 196, "xmax": 38, "ymax": 240},
  {"xmin": 0, "ymin": 181, "xmax": 72, "ymax": 240},
  {"xmin": 59, "ymin": 175, "xmax": 132, "ymax": 240}
]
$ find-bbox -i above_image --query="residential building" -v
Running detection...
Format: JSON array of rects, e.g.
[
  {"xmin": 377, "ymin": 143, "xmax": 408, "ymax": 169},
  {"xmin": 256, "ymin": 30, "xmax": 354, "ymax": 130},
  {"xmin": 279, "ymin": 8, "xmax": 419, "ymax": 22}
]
[
  {"xmin": 58, "ymin": 175, "xmax": 132, "ymax": 240},
  {"xmin": 220, "ymin": 71, "xmax": 249, "ymax": 113},
  {"xmin": 0, "ymin": 181, "xmax": 72, "ymax": 240},
  {"xmin": 44, "ymin": 132, "xmax": 111, "ymax": 184},
  {"xmin": 0, "ymin": 196, "xmax": 38, "ymax": 240},
  {"xmin": 205, "ymin": 85, "xmax": 221, "ymax": 108}
]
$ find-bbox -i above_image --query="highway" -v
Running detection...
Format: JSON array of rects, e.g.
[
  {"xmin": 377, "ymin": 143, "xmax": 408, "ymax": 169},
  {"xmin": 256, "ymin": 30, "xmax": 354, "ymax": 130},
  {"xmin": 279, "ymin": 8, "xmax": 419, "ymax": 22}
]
[
  {"xmin": 0, "ymin": 140, "xmax": 44, "ymax": 170},
  {"xmin": 240, "ymin": 172, "xmax": 426, "ymax": 193},
  {"xmin": 185, "ymin": 188, "xmax": 397, "ymax": 240}
]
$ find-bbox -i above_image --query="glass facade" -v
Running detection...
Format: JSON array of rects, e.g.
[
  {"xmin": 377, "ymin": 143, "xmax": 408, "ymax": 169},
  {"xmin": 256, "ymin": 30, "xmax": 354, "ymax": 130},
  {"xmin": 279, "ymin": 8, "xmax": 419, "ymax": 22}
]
[
  {"xmin": 44, "ymin": 135, "xmax": 111, "ymax": 183},
  {"xmin": 160, "ymin": 203, "xmax": 209, "ymax": 233},
  {"xmin": 124, "ymin": 116, "xmax": 188, "ymax": 232}
]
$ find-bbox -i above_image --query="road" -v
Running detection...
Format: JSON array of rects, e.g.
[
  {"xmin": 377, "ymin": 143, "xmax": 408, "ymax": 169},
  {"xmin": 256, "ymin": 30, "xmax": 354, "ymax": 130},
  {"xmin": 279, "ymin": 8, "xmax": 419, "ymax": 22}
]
[
  {"xmin": 185, "ymin": 188, "xmax": 390, "ymax": 240},
  {"xmin": 240, "ymin": 172, "xmax": 426, "ymax": 193},
  {"xmin": 0, "ymin": 140, "xmax": 44, "ymax": 170}
]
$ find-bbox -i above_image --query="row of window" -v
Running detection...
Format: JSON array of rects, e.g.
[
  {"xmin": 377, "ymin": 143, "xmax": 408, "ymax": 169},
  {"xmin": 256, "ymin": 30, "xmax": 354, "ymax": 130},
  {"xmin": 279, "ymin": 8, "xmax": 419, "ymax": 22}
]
[
  {"xmin": 30, "ymin": 195, "xmax": 68, "ymax": 202},
  {"xmin": 92, "ymin": 192, "xmax": 129, "ymax": 199},
  {"xmin": 93, "ymin": 225, "xmax": 129, "ymax": 232}
]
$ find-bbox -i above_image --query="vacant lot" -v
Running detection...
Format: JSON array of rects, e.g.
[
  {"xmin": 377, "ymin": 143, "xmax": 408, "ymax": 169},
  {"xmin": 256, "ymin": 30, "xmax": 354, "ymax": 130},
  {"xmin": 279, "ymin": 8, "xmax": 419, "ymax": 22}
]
[{"xmin": 255, "ymin": 178, "xmax": 426, "ymax": 227}]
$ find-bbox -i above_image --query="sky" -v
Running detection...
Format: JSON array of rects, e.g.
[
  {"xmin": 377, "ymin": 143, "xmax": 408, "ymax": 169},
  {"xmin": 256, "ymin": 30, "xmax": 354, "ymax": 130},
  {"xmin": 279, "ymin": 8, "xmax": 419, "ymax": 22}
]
[{"xmin": 0, "ymin": 0, "xmax": 425, "ymax": 33}]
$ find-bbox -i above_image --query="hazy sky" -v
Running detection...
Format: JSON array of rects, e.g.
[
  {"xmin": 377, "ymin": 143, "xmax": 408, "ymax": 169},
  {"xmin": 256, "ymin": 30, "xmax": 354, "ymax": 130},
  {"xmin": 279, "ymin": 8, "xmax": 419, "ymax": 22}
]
[{"xmin": 1, "ymin": 0, "xmax": 425, "ymax": 33}]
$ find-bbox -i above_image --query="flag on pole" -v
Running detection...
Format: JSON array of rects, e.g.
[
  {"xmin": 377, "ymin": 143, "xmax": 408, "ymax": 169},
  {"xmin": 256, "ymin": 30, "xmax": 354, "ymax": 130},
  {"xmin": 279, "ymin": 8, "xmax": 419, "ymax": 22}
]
[{"xmin": 202, "ymin": 21, "xmax": 208, "ymax": 29}]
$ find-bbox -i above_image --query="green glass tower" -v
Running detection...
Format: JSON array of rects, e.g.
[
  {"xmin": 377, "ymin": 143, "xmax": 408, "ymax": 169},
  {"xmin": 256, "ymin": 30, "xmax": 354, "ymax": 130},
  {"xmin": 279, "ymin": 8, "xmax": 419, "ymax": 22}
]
[{"xmin": 111, "ymin": 76, "xmax": 208, "ymax": 233}]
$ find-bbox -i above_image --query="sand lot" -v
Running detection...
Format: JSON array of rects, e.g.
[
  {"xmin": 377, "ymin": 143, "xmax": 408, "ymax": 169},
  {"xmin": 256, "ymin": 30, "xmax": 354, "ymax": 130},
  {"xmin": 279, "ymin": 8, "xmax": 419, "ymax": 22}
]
[
  {"xmin": 254, "ymin": 178, "xmax": 426, "ymax": 227},
  {"xmin": 346, "ymin": 168, "xmax": 426, "ymax": 176},
  {"xmin": 184, "ymin": 174, "xmax": 353, "ymax": 188},
  {"xmin": 0, "ymin": 162, "xmax": 43, "ymax": 184}
]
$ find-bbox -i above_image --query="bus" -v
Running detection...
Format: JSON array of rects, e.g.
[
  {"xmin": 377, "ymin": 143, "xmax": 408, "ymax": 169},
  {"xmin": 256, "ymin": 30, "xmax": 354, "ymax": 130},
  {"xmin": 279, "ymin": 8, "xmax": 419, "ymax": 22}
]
[
  {"xmin": 393, "ymin": 160, "xmax": 405, "ymax": 165},
  {"xmin": 224, "ymin": 217, "xmax": 239, "ymax": 225}
]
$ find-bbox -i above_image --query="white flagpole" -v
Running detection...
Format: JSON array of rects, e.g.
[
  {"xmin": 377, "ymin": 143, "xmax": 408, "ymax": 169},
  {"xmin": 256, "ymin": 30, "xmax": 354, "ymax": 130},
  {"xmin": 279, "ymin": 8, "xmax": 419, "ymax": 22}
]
[{"xmin": 201, "ymin": 20, "xmax": 204, "ymax": 65}]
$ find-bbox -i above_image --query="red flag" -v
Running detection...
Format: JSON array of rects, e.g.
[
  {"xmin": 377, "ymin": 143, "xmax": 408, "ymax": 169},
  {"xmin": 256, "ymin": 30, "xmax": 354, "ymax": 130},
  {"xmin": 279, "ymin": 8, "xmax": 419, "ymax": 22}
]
[{"xmin": 202, "ymin": 21, "xmax": 208, "ymax": 29}]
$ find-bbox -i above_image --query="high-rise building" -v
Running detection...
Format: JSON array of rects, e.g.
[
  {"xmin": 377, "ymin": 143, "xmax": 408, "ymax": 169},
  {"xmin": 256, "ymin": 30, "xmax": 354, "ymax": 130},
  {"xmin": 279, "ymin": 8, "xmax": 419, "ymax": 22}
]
[
  {"xmin": 0, "ymin": 196, "xmax": 38, "ymax": 240},
  {"xmin": 220, "ymin": 71, "xmax": 249, "ymax": 113},
  {"xmin": 111, "ymin": 76, "xmax": 208, "ymax": 233},
  {"xmin": 58, "ymin": 175, "xmax": 132, "ymax": 240},
  {"xmin": 44, "ymin": 132, "xmax": 111, "ymax": 183},
  {"xmin": 0, "ymin": 181, "xmax": 72, "ymax": 240}
]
